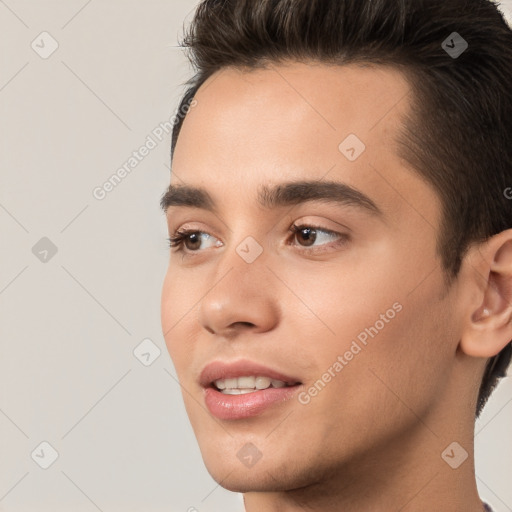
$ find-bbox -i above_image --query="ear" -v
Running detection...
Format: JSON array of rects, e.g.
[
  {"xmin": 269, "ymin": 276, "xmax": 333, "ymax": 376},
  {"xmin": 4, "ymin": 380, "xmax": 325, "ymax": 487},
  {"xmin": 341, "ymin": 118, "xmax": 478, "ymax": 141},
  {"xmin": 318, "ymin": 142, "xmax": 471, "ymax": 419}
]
[{"xmin": 460, "ymin": 229, "xmax": 512, "ymax": 358}]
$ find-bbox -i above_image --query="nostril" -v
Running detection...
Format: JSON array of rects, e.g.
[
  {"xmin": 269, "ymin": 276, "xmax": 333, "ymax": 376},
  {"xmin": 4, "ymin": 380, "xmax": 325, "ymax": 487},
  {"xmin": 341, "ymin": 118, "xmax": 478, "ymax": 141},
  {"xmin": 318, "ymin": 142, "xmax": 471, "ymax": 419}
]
[{"xmin": 234, "ymin": 321, "xmax": 254, "ymax": 328}]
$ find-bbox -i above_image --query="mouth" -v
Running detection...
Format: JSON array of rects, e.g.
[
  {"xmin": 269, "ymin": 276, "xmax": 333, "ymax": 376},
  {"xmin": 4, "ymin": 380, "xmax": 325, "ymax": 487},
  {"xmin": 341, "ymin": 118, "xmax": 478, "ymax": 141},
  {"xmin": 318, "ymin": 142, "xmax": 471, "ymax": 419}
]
[
  {"xmin": 199, "ymin": 359, "xmax": 303, "ymax": 420},
  {"xmin": 212, "ymin": 375, "xmax": 299, "ymax": 394},
  {"xmin": 200, "ymin": 359, "xmax": 301, "ymax": 389}
]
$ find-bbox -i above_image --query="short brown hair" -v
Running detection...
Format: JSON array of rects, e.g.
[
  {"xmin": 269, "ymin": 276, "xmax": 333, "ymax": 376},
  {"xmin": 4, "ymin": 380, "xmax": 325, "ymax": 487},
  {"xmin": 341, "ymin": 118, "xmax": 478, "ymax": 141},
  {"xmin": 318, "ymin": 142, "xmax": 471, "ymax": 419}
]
[{"xmin": 169, "ymin": 0, "xmax": 512, "ymax": 416}]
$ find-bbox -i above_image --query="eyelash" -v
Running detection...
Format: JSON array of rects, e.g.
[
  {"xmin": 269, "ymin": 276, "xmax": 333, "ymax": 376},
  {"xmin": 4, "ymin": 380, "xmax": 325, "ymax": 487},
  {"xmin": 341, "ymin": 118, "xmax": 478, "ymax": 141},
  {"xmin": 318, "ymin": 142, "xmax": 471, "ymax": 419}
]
[{"xmin": 167, "ymin": 223, "xmax": 349, "ymax": 255}]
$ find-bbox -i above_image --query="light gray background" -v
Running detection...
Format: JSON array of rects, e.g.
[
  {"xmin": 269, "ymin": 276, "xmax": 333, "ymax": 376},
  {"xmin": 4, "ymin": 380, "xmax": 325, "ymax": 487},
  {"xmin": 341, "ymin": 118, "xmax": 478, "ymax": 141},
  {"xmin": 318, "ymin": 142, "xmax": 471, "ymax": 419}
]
[{"xmin": 0, "ymin": 1, "xmax": 511, "ymax": 511}]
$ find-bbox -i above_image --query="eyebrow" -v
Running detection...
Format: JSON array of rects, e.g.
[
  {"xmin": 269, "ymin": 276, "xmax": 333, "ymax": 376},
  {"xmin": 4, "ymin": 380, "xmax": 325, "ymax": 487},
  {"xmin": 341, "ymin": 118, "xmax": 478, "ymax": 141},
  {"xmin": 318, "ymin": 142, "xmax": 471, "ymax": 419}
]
[{"xmin": 160, "ymin": 180, "xmax": 382, "ymax": 217}]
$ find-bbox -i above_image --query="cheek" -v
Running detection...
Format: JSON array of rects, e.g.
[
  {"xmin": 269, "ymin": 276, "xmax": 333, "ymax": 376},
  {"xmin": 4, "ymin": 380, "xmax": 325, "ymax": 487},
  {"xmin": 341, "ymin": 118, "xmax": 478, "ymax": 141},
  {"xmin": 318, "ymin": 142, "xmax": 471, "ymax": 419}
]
[
  {"xmin": 292, "ymin": 247, "xmax": 452, "ymax": 401},
  {"xmin": 294, "ymin": 292, "xmax": 454, "ymax": 457},
  {"xmin": 351, "ymin": 281, "xmax": 454, "ymax": 414},
  {"xmin": 281, "ymin": 253, "xmax": 403, "ymax": 359}
]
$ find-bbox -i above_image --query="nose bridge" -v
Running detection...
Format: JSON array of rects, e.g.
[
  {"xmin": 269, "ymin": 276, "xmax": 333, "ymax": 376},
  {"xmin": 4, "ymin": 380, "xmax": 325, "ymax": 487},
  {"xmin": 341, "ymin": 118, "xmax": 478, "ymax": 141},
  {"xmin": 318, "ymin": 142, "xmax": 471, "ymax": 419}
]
[
  {"xmin": 197, "ymin": 237, "xmax": 281, "ymax": 336},
  {"xmin": 213, "ymin": 213, "xmax": 271, "ymax": 283}
]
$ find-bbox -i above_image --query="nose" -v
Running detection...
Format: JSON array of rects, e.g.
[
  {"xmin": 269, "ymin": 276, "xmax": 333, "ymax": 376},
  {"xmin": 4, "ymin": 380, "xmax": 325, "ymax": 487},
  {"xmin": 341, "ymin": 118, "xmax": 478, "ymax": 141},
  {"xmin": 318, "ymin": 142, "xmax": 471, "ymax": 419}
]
[{"xmin": 197, "ymin": 257, "xmax": 280, "ymax": 339}]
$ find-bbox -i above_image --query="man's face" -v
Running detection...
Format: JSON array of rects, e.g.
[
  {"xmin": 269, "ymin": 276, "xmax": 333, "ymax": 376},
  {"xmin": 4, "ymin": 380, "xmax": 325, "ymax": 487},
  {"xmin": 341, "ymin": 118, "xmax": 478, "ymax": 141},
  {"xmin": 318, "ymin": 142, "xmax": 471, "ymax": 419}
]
[{"xmin": 161, "ymin": 62, "xmax": 460, "ymax": 491}]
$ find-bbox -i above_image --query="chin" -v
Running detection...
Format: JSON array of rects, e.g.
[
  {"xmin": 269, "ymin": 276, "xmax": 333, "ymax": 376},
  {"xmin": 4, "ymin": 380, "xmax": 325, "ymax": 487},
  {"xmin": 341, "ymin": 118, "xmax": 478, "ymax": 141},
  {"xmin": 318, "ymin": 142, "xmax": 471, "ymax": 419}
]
[
  {"xmin": 200, "ymin": 445, "xmax": 325, "ymax": 495},
  {"xmin": 203, "ymin": 463, "xmax": 293, "ymax": 493}
]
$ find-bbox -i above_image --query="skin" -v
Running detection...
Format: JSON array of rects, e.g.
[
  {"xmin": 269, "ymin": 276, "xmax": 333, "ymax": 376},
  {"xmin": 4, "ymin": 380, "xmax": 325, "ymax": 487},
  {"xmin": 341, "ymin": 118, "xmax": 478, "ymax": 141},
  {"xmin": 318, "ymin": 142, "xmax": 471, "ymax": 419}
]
[{"xmin": 161, "ymin": 61, "xmax": 512, "ymax": 512}]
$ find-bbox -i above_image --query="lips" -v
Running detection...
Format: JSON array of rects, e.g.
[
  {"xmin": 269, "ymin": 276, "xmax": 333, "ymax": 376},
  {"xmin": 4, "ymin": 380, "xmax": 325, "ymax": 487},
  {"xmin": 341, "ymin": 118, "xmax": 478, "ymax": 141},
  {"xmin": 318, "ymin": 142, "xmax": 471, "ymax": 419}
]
[
  {"xmin": 199, "ymin": 359, "xmax": 303, "ymax": 420},
  {"xmin": 199, "ymin": 359, "xmax": 301, "ymax": 388}
]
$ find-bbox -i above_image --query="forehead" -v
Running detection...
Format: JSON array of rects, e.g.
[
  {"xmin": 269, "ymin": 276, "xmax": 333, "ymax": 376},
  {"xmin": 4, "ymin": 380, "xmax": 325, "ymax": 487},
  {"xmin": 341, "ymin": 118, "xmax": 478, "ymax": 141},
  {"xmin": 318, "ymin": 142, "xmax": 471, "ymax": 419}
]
[
  {"xmin": 180, "ymin": 61, "xmax": 411, "ymax": 144},
  {"xmin": 173, "ymin": 61, "xmax": 411, "ymax": 173},
  {"xmin": 170, "ymin": 61, "xmax": 438, "ymax": 227}
]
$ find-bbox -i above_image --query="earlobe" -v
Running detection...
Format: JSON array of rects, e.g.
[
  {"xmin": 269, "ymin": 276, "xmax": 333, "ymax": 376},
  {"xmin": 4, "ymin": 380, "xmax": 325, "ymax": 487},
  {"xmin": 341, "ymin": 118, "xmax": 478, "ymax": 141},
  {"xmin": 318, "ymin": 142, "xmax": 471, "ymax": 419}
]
[{"xmin": 460, "ymin": 230, "xmax": 512, "ymax": 358}]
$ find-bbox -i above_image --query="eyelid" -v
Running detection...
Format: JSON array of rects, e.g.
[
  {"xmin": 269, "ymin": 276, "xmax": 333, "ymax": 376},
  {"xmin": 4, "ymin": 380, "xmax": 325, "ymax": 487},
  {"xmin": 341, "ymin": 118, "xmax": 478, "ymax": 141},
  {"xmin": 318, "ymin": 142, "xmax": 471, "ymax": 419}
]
[
  {"xmin": 285, "ymin": 223, "xmax": 350, "ymax": 253},
  {"xmin": 168, "ymin": 221, "xmax": 350, "ymax": 256}
]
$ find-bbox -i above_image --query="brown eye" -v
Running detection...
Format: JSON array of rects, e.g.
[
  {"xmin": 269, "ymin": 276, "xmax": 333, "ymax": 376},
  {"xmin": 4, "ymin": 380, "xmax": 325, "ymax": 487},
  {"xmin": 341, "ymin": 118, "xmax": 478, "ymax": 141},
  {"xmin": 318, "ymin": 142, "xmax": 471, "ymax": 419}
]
[
  {"xmin": 294, "ymin": 226, "xmax": 317, "ymax": 247},
  {"xmin": 168, "ymin": 230, "xmax": 220, "ymax": 253},
  {"xmin": 183, "ymin": 232, "xmax": 202, "ymax": 250},
  {"xmin": 289, "ymin": 224, "xmax": 344, "ymax": 249}
]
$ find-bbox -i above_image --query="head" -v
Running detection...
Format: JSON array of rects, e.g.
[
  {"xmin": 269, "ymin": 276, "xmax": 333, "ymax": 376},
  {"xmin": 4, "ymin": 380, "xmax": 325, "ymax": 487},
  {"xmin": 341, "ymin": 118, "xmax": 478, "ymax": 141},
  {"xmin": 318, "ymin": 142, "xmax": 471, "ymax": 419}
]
[{"xmin": 161, "ymin": 0, "xmax": 512, "ymax": 495}]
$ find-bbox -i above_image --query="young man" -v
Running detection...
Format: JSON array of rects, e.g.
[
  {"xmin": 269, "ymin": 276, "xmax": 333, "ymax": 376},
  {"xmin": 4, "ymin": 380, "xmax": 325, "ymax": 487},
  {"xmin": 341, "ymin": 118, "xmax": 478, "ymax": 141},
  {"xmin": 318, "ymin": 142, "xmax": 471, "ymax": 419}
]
[{"xmin": 160, "ymin": 0, "xmax": 512, "ymax": 510}]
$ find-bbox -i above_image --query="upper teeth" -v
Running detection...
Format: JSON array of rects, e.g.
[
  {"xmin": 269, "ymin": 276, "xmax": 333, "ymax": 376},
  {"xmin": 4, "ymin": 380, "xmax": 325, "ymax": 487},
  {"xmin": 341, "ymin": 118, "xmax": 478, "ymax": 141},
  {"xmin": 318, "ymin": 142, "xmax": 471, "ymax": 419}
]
[{"xmin": 214, "ymin": 376, "xmax": 289, "ymax": 393}]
